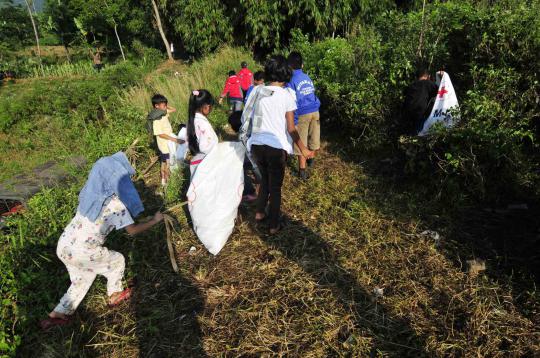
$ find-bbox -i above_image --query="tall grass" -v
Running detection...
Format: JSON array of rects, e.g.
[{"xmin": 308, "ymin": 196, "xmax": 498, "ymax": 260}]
[
  {"xmin": 29, "ymin": 61, "xmax": 96, "ymax": 78},
  {"xmin": 121, "ymin": 46, "xmax": 259, "ymax": 128}
]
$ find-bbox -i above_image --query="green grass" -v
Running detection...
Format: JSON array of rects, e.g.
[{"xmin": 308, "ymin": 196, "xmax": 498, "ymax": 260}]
[
  {"xmin": 1, "ymin": 47, "xmax": 539, "ymax": 357},
  {"xmin": 29, "ymin": 61, "xmax": 97, "ymax": 78}
]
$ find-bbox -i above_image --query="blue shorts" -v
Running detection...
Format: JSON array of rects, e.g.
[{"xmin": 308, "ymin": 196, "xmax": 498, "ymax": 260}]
[{"xmin": 159, "ymin": 152, "xmax": 170, "ymax": 162}]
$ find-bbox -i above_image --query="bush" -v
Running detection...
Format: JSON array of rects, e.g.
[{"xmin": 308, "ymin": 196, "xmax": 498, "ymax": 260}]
[{"xmin": 291, "ymin": 0, "xmax": 540, "ymax": 205}]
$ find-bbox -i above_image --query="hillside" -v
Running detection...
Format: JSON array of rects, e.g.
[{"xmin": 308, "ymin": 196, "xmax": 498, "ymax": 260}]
[{"xmin": 1, "ymin": 47, "xmax": 538, "ymax": 356}]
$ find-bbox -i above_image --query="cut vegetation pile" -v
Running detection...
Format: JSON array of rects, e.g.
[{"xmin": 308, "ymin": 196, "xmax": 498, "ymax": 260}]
[{"xmin": 1, "ymin": 47, "xmax": 539, "ymax": 357}]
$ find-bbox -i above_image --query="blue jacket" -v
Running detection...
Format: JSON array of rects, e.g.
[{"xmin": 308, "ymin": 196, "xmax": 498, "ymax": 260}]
[
  {"xmin": 77, "ymin": 152, "xmax": 144, "ymax": 222},
  {"xmin": 287, "ymin": 69, "xmax": 320, "ymax": 123}
]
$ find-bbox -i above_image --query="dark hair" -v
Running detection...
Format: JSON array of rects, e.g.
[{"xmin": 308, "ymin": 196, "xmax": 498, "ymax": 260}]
[
  {"xmin": 253, "ymin": 70, "xmax": 264, "ymax": 81},
  {"xmin": 187, "ymin": 89, "xmax": 214, "ymax": 155},
  {"xmin": 415, "ymin": 67, "xmax": 430, "ymax": 79},
  {"xmin": 241, "ymin": 61, "xmax": 248, "ymax": 68},
  {"xmin": 228, "ymin": 111, "xmax": 242, "ymax": 133},
  {"xmin": 228, "ymin": 70, "xmax": 236, "ymax": 76},
  {"xmin": 287, "ymin": 51, "xmax": 303, "ymax": 70},
  {"xmin": 264, "ymin": 55, "xmax": 292, "ymax": 83},
  {"xmin": 151, "ymin": 94, "xmax": 168, "ymax": 107}
]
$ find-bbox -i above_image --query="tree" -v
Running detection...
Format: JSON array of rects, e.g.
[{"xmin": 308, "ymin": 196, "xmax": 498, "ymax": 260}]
[
  {"xmin": 167, "ymin": 0, "xmax": 231, "ymax": 56},
  {"xmin": 151, "ymin": 0, "xmax": 173, "ymax": 60},
  {"xmin": 23, "ymin": 0, "xmax": 44, "ymax": 74},
  {"xmin": 44, "ymin": 0, "xmax": 79, "ymax": 62},
  {"xmin": 0, "ymin": 1, "xmax": 33, "ymax": 51}
]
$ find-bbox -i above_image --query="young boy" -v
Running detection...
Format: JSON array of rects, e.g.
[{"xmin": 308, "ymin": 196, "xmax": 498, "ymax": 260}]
[
  {"xmin": 238, "ymin": 61, "xmax": 253, "ymax": 99},
  {"xmin": 147, "ymin": 94, "xmax": 183, "ymax": 186},
  {"xmin": 287, "ymin": 51, "xmax": 321, "ymax": 180},
  {"xmin": 244, "ymin": 70, "xmax": 264, "ymax": 103},
  {"xmin": 219, "ymin": 70, "xmax": 243, "ymax": 113}
]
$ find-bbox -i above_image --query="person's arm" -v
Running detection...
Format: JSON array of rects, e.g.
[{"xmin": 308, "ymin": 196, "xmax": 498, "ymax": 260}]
[
  {"xmin": 286, "ymin": 111, "xmax": 313, "ymax": 158},
  {"xmin": 158, "ymin": 133, "xmax": 185, "ymax": 144},
  {"xmin": 167, "ymin": 106, "xmax": 176, "ymax": 113},
  {"xmin": 219, "ymin": 79, "xmax": 230, "ymax": 104},
  {"xmin": 125, "ymin": 211, "xmax": 164, "ymax": 236}
]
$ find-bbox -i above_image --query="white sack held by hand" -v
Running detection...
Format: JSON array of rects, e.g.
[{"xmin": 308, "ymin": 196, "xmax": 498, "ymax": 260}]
[
  {"xmin": 187, "ymin": 142, "xmax": 246, "ymax": 255},
  {"xmin": 419, "ymin": 72, "xmax": 459, "ymax": 136}
]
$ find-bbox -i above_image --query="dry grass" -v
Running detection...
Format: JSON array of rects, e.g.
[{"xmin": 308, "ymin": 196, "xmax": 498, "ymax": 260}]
[{"xmin": 22, "ymin": 141, "xmax": 539, "ymax": 357}]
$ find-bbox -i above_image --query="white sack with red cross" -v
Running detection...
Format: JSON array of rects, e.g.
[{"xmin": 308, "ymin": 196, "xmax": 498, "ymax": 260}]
[
  {"xmin": 187, "ymin": 142, "xmax": 245, "ymax": 255},
  {"xmin": 419, "ymin": 72, "xmax": 459, "ymax": 136}
]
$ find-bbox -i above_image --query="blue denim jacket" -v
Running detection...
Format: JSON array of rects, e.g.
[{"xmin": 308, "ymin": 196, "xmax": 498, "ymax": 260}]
[{"xmin": 77, "ymin": 152, "xmax": 144, "ymax": 221}]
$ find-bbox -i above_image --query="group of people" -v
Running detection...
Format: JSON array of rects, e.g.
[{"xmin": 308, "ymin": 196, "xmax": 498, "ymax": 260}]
[{"xmin": 40, "ymin": 52, "xmax": 322, "ymax": 329}]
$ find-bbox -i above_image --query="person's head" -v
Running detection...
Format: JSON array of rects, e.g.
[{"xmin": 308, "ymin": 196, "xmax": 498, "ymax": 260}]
[
  {"xmin": 151, "ymin": 94, "xmax": 168, "ymax": 110},
  {"xmin": 187, "ymin": 89, "xmax": 214, "ymax": 154},
  {"xmin": 287, "ymin": 51, "xmax": 303, "ymax": 70},
  {"xmin": 228, "ymin": 70, "xmax": 236, "ymax": 77},
  {"xmin": 416, "ymin": 67, "xmax": 431, "ymax": 80},
  {"xmin": 264, "ymin": 55, "xmax": 292, "ymax": 84},
  {"xmin": 241, "ymin": 61, "xmax": 248, "ymax": 68},
  {"xmin": 253, "ymin": 70, "xmax": 264, "ymax": 85}
]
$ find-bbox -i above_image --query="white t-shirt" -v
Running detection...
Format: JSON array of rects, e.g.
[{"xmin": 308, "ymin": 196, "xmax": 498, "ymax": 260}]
[
  {"xmin": 248, "ymin": 85, "xmax": 297, "ymax": 154},
  {"xmin": 58, "ymin": 195, "xmax": 134, "ymax": 252}
]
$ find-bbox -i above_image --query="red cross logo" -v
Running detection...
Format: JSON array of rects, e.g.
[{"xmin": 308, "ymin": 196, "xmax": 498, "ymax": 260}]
[{"xmin": 438, "ymin": 86, "xmax": 448, "ymax": 98}]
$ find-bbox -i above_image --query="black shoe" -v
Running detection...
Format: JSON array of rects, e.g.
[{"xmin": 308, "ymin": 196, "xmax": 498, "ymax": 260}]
[
  {"xmin": 307, "ymin": 158, "xmax": 314, "ymax": 167},
  {"xmin": 299, "ymin": 169, "xmax": 310, "ymax": 180}
]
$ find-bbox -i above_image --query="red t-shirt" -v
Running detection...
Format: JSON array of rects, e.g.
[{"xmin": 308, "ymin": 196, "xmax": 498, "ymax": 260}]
[
  {"xmin": 220, "ymin": 75, "xmax": 243, "ymax": 99},
  {"xmin": 238, "ymin": 68, "xmax": 253, "ymax": 91}
]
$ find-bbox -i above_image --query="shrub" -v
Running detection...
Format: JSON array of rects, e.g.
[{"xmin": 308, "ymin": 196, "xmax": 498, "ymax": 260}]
[{"xmin": 291, "ymin": 0, "xmax": 540, "ymax": 205}]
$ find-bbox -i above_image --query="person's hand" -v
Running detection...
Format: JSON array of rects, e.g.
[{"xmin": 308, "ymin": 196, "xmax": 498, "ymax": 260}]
[
  {"xmin": 302, "ymin": 149, "xmax": 315, "ymax": 159},
  {"xmin": 176, "ymin": 138, "xmax": 185, "ymax": 144},
  {"xmin": 218, "ymin": 97, "xmax": 224, "ymax": 105},
  {"xmin": 153, "ymin": 211, "xmax": 164, "ymax": 223}
]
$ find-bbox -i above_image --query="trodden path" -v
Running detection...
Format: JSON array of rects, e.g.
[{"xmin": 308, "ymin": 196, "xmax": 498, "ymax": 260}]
[{"xmin": 20, "ymin": 141, "xmax": 539, "ymax": 357}]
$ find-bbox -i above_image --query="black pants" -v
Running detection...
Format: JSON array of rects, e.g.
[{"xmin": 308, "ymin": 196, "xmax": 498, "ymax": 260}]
[{"xmin": 251, "ymin": 144, "xmax": 287, "ymax": 228}]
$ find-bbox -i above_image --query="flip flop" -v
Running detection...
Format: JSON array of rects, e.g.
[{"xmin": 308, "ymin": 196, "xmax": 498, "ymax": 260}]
[
  {"xmin": 108, "ymin": 287, "xmax": 132, "ymax": 307},
  {"xmin": 40, "ymin": 316, "xmax": 72, "ymax": 331}
]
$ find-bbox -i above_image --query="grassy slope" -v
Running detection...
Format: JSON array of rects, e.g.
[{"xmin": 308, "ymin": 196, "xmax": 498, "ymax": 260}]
[{"xmin": 2, "ymin": 48, "xmax": 539, "ymax": 357}]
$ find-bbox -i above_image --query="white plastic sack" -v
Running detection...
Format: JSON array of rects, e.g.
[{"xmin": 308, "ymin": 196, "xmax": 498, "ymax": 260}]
[
  {"xmin": 187, "ymin": 141, "xmax": 246, "ymax": 255},
  {"xmin": 419, "ymin": 72, "xmax": 459, "ymax": 136},
  {"xmin": 168, "ymin": 127, "xmax": 188, "ymax": 170}
]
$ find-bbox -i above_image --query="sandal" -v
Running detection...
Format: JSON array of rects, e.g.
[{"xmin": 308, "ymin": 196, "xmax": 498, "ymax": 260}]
[
  {"xmin": 40, "ymin": 316, "xmax": 72, "ymax": 331},
  {"xmin": 108, "ymin": 287, "xmax": 132, "ymax": 307}
]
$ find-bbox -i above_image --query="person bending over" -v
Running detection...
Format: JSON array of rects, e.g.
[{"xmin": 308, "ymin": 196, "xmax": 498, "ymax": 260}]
[{"xmin": 41, "ymin": 152, "xmax": 164, "ymax": 330}]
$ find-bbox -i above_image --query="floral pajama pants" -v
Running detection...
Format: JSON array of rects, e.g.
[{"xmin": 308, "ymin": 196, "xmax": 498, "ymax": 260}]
[{"xmin": 54, "ymin": 244, "xmax": 125, "ymax": 315}]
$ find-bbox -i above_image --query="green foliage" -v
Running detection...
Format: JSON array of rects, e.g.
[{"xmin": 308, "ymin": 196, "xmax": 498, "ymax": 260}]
[
  {"xmin": 0, "ymin": 61, "xmax": 142, "ymax": 132},
  {"xmin": 0, "ymin": 186, "xmax": 80, "ymax": 356},
  {"xmin": 293, "ymin": 0, "xmax": 539, "ymax": 204},
  {"xmin": 169, "ymin": 0, "xmax": 231, "ymax": 55},
  {"xmin": 0, "ymin": 3, "xmax": 33, "ymax": 51}
]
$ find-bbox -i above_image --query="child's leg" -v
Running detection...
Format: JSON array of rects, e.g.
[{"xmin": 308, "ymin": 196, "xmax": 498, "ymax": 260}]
[
  {"xmin": 164, "ymin": 160, "xmax": 170, "ymax": 182},
  {"xmin": 307, "ymin": 112, "xmax": 321, "ymax": 164},
  {"xmin": 53, "ymin": 264, "xmax": 97, "ymax": 316},
  {"xmin": 295, "ymin": 114, "xmax": 310, "ymax": 171},
  {"xmin": 266, "ymin": 148, "xmax": 287, "ymax": 229},
  {"xmin": 93, "ymin": 249, "xmax": 126, "ymax": 297},
  {"xmin": 252, "ymin": 145, "xmax": 269, "ymax": 218}
]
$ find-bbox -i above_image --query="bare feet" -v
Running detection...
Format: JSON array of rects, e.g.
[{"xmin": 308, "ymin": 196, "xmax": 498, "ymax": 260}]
[{"xmin": 255, "ymin": 212, "xmax": 266, "ymax": 221}]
